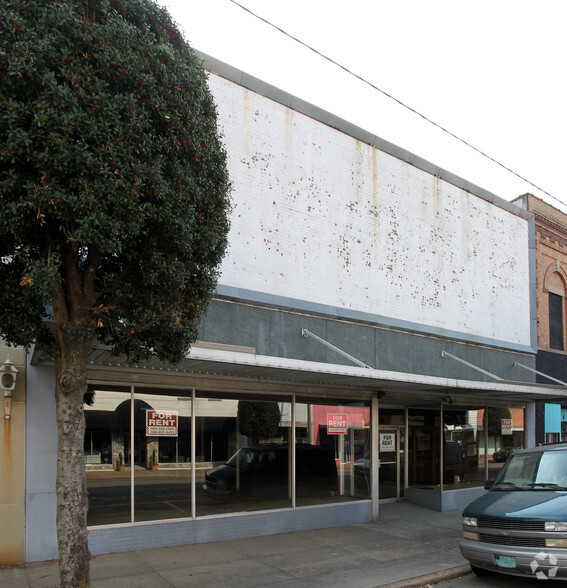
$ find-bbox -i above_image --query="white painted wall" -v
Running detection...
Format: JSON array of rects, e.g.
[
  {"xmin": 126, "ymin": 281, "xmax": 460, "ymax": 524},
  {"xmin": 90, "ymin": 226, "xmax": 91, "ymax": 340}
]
[{"xmin": 209, "ymin": 74, "xmax": 531, "ymax": 348}]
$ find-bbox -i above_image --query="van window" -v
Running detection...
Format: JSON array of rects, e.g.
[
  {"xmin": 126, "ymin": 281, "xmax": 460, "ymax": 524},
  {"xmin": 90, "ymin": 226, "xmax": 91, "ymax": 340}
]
[
  {"xmin": 495, "ymin": 450, "xmax": 567, "ymax": 488},
  {"xmin": 498, "ymin": 454, "xmax": 538, "ymax": 486},
  {"xmin": 535, "ymin": 451, "xmax": 567, "ymax": 487}
]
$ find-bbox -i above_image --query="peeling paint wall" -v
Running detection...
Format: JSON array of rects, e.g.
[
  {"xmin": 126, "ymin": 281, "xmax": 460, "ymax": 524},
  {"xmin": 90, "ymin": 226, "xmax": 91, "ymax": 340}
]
[{"xmin": 210, "ymin": 74, "xmax": 531, "ymax": 349}]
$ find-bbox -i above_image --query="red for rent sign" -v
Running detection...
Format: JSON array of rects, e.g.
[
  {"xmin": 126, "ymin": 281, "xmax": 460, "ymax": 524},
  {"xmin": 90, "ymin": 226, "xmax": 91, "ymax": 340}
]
[
  {"xmin": 327, "ymin": 413, "xmax": 348, "ymax": 434},
  {"xmin": 146, "ymin": 410, "xmax": 178, "ymax": 437}
]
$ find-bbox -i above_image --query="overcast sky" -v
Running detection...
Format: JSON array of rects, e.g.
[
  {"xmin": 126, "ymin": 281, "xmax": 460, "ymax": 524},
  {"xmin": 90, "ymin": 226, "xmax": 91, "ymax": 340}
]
[{"xmin": 157, "ymin": 0, "xmax": 567, "ymax": 212}]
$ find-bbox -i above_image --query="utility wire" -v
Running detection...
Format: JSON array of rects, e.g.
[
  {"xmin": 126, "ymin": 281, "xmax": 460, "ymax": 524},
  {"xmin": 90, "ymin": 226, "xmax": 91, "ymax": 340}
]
[{"xmin": 228, "ymin": 0, "xmax": 562, "ymax": 207}]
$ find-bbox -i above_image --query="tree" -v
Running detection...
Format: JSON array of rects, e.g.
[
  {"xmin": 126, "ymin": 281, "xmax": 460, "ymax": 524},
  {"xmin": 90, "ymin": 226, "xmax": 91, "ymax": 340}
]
[
  {"xmin": 0, "ymin": 1, "xmax": 231, "ymax": 585},
  {"xmin": 483, "ymin": 407, "xmax": 512, "ymax": 443},
  {"xmin": 443, "ymin": 410, "xmax": 467, "ymax": 429},
  {"xmin": 238, "ymin": 401, "xmax": 281, "ymax": 445}
]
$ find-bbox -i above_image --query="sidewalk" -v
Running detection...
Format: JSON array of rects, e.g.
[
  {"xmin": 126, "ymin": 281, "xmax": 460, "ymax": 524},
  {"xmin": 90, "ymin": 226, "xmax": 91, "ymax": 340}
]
[{"xmin": 0, "ymin": 502, "xmax": 471, "ymax": 587}]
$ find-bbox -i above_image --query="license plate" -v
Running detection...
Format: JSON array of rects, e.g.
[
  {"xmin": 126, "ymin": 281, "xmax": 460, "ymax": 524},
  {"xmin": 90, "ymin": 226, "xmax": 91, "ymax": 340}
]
[{"xmin": 495, "ymin": 555, "xmax": 516, "ymax": 568}]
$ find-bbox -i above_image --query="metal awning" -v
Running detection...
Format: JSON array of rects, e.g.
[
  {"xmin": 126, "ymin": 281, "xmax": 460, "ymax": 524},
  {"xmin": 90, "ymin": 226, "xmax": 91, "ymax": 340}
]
[
  {"xmin": 31, "ymin": 342, "xmax": 567, "ymax": 408},
  {"xmin": 514, "ymin": 361, "xmax": 567, "ymax": 386}
]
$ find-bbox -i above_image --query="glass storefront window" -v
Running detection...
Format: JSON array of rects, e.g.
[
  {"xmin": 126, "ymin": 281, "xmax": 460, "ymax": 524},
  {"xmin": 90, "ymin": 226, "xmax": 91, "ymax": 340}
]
[
  {"xmin": 133, "ymin": 393, "xmax": 192, "ymax": 522},
  {"xmin": 85, "ymin": 386, "xmax": 521, "ymax": 528},
  {"xmin": 85, "ymin": 390, "xmax": 373, "ymax": 527},
  {"xmin": 197, "ymin": 395, "xmax": 292, "ymax": 516},
  {"xmin": 377, "ymin": 409, "xmax": 405, "ymax": 500},
  {"xmin": 378, "ymin": 429, "xmax": 403, "ymax": 500},
  {"xmin": 296, "ymin": 402, "xmax": 371, "ymax": 505},
  {"xmin": 84, "ymin": 390, "xmax": 132, "ymax": 526},
  {"xmin": 407, "ymin": 408, "xmax": 493, "ymax": 491}
]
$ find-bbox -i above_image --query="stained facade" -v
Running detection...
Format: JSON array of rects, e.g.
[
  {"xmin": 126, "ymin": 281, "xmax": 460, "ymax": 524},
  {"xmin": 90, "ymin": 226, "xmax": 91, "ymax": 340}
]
[{"xmin": 3, "ymin": 55, "xmax": 567, "ymax": 565}]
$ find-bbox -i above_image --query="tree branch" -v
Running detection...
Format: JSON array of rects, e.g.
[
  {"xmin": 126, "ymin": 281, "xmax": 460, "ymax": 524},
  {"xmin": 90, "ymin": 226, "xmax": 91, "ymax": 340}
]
[{"xmin": 82, "ymin": 0, "xmax": 96, "ymax": 23}]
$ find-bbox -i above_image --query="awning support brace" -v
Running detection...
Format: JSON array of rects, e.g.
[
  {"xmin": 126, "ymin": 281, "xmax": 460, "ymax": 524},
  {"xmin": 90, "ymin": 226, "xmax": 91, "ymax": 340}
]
[
  {"xmin": 441, "ymin": 351, "xmax": 503, "ymax": 381},
  {"xmin": 514, "ymin": 362, "xmax": 567, "ymax": 387},
  {"xmin": 301, "ymin": 329, "xmax": 372, "ymax": 369}
]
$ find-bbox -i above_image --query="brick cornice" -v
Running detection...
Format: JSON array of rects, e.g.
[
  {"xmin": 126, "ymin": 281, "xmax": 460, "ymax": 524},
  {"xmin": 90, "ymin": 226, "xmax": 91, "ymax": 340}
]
[{"xmin": 536, "ymin": 216, "xmax": 567, "ymax": 249}]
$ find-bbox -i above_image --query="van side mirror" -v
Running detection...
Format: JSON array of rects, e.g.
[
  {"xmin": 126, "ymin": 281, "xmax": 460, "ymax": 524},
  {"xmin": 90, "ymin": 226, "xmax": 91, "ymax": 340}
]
[{"xmin": 484, "ymin": 480, "xmax": 494, "ymax": 490}]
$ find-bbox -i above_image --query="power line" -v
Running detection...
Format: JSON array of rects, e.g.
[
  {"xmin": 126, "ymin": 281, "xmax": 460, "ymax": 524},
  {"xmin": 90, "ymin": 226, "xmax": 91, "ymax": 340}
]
[{"xmin": 228, "ymin": 0, "xmax": 563, "ymax": 207}]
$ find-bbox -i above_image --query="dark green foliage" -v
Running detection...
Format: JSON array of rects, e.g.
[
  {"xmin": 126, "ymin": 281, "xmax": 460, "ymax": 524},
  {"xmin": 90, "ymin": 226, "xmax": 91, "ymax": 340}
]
[
  {"xmin": 238, "ymin": 401, "xmax": 281, "ymax": 445},
  {"xmin": 483, "ymin": 407, "xmax": 512, "ymax": 438},
  {"xmin": 444, "ymin": 410, "xmax": 467, "ymax": 428},
  {"xmin": 0, "ymin": 0, "xmax": 231, "ymax": 362}
]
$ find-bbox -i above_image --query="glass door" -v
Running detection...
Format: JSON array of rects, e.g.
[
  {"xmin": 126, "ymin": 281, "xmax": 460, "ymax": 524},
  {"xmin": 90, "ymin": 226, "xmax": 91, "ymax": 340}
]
[{"xmin": 379, "ymin": 427, "xmax": 404, "ymax": 500}]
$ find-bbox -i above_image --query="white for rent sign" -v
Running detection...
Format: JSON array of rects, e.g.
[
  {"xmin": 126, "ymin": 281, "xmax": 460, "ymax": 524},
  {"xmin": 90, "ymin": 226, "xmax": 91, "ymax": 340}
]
[
  {"xmin": 380, "ymin": 432, "xmax": 396, "ymax": 451},
  {"xmin": 327, "ymin": 413, "xmax": 348, "ymax": 434},
  {"xmin": 146, "ymin": 410, "xmax": 178, "ymax": 437},
  {"xmin": 501, "ymin": 418, "xmax": 512, "ymax": 435}
]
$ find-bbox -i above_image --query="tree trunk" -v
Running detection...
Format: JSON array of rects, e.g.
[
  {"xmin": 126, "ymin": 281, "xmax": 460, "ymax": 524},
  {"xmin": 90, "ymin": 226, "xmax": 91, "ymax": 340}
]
[{"xmin": 55, "ymin": 333, "xmax": 91, "ymax": 587}]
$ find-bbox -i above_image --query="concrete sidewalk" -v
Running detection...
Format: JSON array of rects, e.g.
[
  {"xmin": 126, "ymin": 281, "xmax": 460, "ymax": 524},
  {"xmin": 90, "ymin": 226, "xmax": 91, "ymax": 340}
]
[{"xmin": 0, "ymin": 502, "xmax": 471, "ymax": 587}]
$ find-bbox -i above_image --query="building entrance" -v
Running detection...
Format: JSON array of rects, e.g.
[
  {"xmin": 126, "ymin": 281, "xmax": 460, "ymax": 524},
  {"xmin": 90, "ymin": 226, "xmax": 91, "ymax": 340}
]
[{"xmin": 379, "ymin": 427, "xmax": 404, "ymax": 501}]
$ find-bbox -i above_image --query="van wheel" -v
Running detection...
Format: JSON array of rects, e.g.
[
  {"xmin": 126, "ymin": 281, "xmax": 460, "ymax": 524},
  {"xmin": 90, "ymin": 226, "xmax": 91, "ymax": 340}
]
[{"xmin": 471, "ymin": 565, "xmax": 492, "ymax": 576}]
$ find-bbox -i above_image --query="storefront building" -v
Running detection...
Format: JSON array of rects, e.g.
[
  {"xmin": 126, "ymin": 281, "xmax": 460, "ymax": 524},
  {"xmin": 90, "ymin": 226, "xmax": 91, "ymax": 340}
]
[
  {"xmin": 4, "ymin": 54, "xmax": 567, "ymax": 564},
  {"xmin": 513, "ymin": 194, "xmax": 567, "ymax": 444}
]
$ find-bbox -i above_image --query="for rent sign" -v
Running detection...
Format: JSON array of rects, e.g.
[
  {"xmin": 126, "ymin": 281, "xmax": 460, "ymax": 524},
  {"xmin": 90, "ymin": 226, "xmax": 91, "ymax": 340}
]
[
  {"xmin": 501, "ymin": 418, "xmax": 512, "ymax": 435},
  {"xmin": 380, "ymin": 432, "xmax": 396, "ymax": 451},
  {"xmin": 146, "ymin": 410, "xmax": 178, "ymax": 437},
  {"xmin": 327, "ymin": 413, "xmax": 348, "ymax": 434}
]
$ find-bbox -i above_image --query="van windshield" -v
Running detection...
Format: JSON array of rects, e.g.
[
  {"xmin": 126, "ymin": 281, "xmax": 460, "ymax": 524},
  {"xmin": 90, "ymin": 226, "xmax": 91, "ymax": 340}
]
[
  {"xmin": 493, "ymin": 450, "xmax": 567, "ymax": 490},
  {"xmin": 226, "ymin": 448, "xmax": 256, "ymax": 468}
]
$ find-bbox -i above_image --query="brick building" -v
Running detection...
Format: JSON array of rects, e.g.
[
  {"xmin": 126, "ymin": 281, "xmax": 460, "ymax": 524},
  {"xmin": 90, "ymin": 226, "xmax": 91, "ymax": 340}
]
[{"xmin": 513, "ymin": 194, "xmax": 567, "ymax": 443}]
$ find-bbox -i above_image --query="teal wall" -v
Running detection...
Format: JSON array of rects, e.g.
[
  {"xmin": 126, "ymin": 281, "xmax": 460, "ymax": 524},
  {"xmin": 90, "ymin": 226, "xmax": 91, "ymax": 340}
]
[{"xmin": 545, "ymin": 403, "xmax": 562, "ymax": 434}]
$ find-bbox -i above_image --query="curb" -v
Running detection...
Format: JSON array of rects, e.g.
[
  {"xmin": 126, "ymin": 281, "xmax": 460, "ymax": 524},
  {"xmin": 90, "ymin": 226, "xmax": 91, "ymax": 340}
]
[{"xmin": 380, "ymin": 564, "xmax": 471, "ymax": 587}]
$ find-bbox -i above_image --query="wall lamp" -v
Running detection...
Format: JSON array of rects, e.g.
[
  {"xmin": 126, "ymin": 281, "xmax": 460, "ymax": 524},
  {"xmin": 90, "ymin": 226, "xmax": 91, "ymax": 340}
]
[{"xmin": 1, "ymin": 355, "xmax": 18, "ymax": 420}]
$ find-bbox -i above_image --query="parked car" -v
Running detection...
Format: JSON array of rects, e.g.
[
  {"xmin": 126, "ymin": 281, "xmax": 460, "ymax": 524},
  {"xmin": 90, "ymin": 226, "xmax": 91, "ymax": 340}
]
[
  {"xmin": 492, "ymin": 447, "xmax": 518, "ymax": 462},
  {"xmin": 460, "ymin": 443, "xmax": 567, "ymax": 580},
  {"xmin": 203, "ymin": 444, "xmax": 337, "ymax": 497}
]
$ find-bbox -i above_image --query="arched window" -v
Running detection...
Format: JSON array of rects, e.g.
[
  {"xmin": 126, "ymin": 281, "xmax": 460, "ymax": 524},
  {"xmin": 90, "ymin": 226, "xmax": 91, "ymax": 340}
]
[
  {"xmin": 545, "ymin": 266, "xmax": 567, "ymax": 351},
  {"xmin": 549, "ymin": 291, "xmax": 564, "ymax": 349}
]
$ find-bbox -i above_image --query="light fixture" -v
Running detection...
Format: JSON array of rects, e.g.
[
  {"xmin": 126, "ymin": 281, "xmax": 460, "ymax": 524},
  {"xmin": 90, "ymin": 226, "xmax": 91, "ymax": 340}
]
[
  {"xmin": 1, "ymin": 355, "xmax": 19, "ymax": 420},
  {"xmin": 443, "ymin": 395, "xmax": 453, "ymax": 405}
]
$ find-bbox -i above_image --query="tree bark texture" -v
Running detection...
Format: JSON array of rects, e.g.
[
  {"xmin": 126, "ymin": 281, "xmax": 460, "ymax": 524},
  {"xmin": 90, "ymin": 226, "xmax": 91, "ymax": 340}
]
[{"xmin": 55, "ymin": 333, "xmax": 91, "ymax": 587}]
